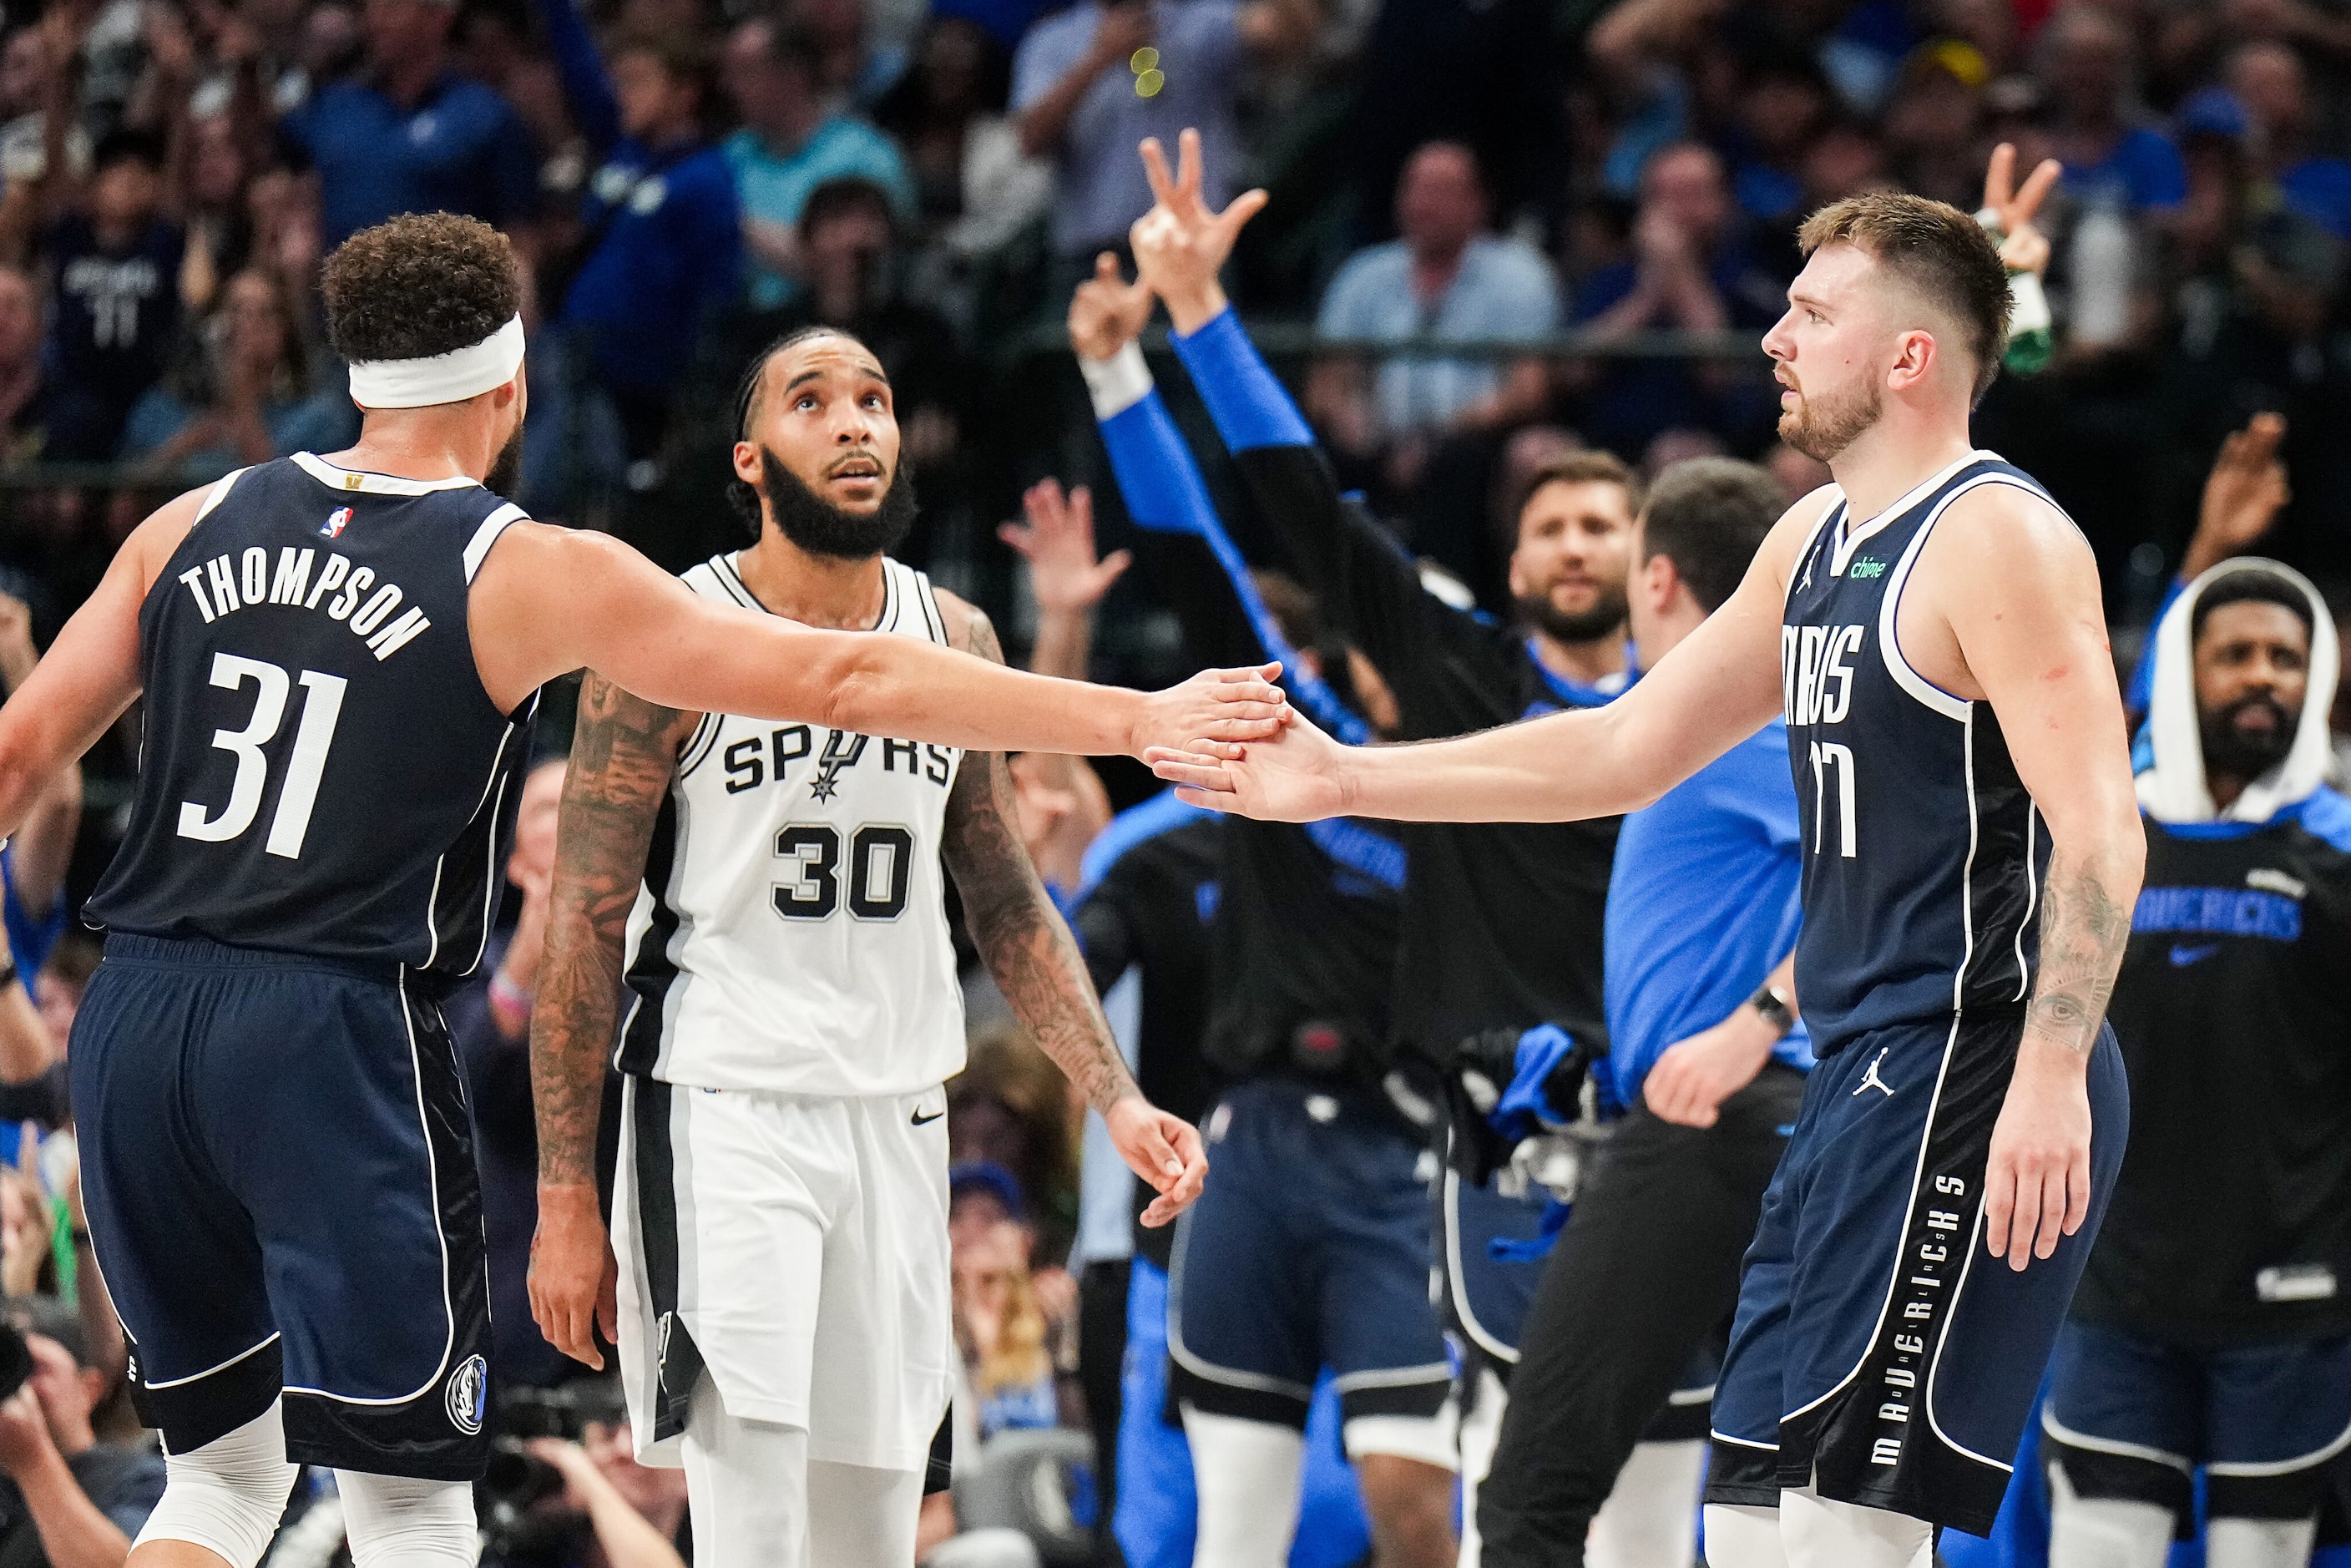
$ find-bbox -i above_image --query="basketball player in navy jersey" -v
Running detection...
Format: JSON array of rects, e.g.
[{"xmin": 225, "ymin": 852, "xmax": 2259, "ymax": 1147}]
[
  {"xmin": 0, "ymin": 213, "xmax": 1276, "ymax": 1568},
  {"xmin": 1152, "ymin": 184, "xmax": 2144, "ymax": 1566}
]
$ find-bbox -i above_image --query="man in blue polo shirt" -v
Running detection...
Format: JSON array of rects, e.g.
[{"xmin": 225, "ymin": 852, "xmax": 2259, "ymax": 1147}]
[
  {"xmin": 1474, "ymin": 458, "xmax": 1813, "ymax": 1568},
  {"xmin": 281, "ymin": 0, "xmax": 540, "ymax": 249}
]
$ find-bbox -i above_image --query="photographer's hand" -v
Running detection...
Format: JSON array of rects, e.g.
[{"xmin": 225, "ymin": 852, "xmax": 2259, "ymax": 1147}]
[{"xmin": 0, "ymin": 1386, "xmax": 132, "ymax": 1568}]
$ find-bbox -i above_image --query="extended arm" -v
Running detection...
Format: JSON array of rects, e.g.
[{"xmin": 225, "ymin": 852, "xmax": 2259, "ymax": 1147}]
[
  {"xmin": 0, "ymin": 493, "xmax": 199, "ymax": 847},
  {"xmin": 527, "ymin": 677, "xmax": 692, "ymax": 1368},
  {"xmin": 533, "ymin": 0, "xmax": 622, "ymax": 158},
  {"xmin": 1149, "ymin": 500, "xmax": 1812, "ymax": 822},
  {"xmin": 938, "ymin": 596, "xmax": 1206, "ymax": 1225},
  {"xmin": 468, "ymin": 524, "xmax": 1286, "ymax": 761},
  {"xmin": 1924, "ymin": 491, "xmax": 2142, "ymax": 1270}
]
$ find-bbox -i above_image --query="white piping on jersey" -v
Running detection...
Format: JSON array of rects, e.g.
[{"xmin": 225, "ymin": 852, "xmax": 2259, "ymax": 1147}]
[
  {"xmin": 675, "ymin": 711, "xmax": 724, "ymax": 780},
  {"xmin": 1782, "ymin": 498, "xmax": 1846, "ymax": 609},
  {"xmin": 1165, "ymin": 1206, "xmax": 1317, "ymax": 1400},
  {"xmin": 1669, "ymin": 1383, "xmax": 1716, "ymax": 1406},
  {"xmin": 1440, "ymin": 1166, "xmax": 1519, "ymax": 1365},
  {"xmin": 1829, "ymin": 451, "xmax": 1988, "ymax": 579},
  {"xmin": 715, "ymin": 550, "xmax": 904, "ymax": 635},
  {"xmin": 2207, "ymin": 1408, "xmax": 2351, "ymax": 1475},
  {"xmin": 2038, "ymin": 1407, "xmax": 2194, "ymax": 1474},
  {"xmin": 1925, "ymin": 1199, "xmax": 2014, "ymax": 1472},
  {"xmin": 137, "ymin": 1329, "xmax": 282, "ymax": 1389},
  {"xmin": 466, "ymin": 768, "xmax": 513, "ymax": 977},
  {"xmin": 283, "ymin": 970, "xmax": 458, "ymax": 1407},
  {"xmin": 291, "ymin": 451, "xmax": 481, "ymax": 495},
  {"xmin": 193, "ymin": 467, "xmax": 249, "ymax": 524},
  {"xmin": 422, "ymin": 722, "xmax": 523, "ymax": 974},
  {"xmin": 1781, "ymin": 708, "xmax": 1980, "ymax": 1434},
  {"xmin": 462, "ymin": 503, "xmax": 527, "ymax": 584}
]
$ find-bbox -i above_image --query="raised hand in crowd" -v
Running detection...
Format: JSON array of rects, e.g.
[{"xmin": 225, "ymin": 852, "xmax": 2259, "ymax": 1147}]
[
  {"xmin": 1978, "ymin": 140, "xmax": 2061, "ymax": 279},
  {"xmin": 1066, "ymin": 248, "xmax": 1154, "ymax": 363},
  {"xmin": 1130, "ymin": 129, "xmax": 1267, "ymax": 334},
  {"xmin": 523, "ymin": 1425, "xmax": 688, "ymax": 1568},
  {"xmin": 2182, "ymin": 412, "xmax": 2291, "ymax": 580},
  {"xmin": 999, "ymin": 475, "xmax": 1120, "ymax": 887}
]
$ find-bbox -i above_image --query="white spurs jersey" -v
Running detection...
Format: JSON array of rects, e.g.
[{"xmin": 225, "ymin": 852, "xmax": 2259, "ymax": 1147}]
[{"xmin": 615, "ymin": 553, "xmax": 968, "ymax": 1096}]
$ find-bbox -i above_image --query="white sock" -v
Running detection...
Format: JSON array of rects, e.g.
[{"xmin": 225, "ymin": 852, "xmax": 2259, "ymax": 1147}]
[
  {"xmin": 1588, "ymin": 1439, "xmax": 1706, "ymax": 1568},
  {"xmin": 333, "ymin": 1473, "xmax": 477, "ymax": 1567},
  {"xmin": 1181, "ymin": 1406, "xmax": 1305, "ymax": 1568},
  {"xmin": 2045, "ymin": 1459, "xmax": 2173, "ymax": 1568},
  {"xmin": 1779, "ymin": 1482, "xmax": 1932, "ymax": 1568},
  {"xmin": 682, "ymin": 1373, "xmax": 811, "ymax": 1567},
  {"xmin": 1703, "ymin": 1502, "xmax": 1787, "ymax": 1568},
  {"xmin": 806, "ymin": 1459, "xmax": 923, "ymax": 1568},
  {"xmin": 2207, "ymin": 1514, "xmax": 2320, "ymax": 1568},
  {"xmin": 135, "ymin": 1400, "xmax": 300, "ymax": 1568},
  {"xmin": 1455, "ymin": 1369, "xmax": 1505, "ymax": 1568}
]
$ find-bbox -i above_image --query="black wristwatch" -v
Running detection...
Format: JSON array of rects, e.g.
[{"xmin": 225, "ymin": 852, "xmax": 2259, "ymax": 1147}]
[{"xmin": 1747, "ymin": 983, "xmax": 1795, "ymax": 1038}]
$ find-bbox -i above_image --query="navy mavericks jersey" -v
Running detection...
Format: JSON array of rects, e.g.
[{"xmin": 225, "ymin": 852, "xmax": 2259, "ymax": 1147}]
[
  {"xmin": 87, "ymin": 453, "xmax": 534, "ymax": 984},
  {"xmin": 1781, "ymin": 453, "xmax": 2057, "ymax": 1055},
  {"xmin": 2075, "ymin": 792, "xmax": 2351, "ymax": 1344}
]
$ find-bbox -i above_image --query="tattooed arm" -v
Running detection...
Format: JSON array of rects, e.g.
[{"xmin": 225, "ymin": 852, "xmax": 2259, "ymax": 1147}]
[
  {"xmin": 1924, "ymin": 484, "xmax": 2144, "ymax": 1274},
  {"xmin": 527, "ymin": 675, "xmax": 697, "ymax": 1367},
  {"xmin": 936, "ymin": 591, "xmax": 1208, "ymax": 1226}
]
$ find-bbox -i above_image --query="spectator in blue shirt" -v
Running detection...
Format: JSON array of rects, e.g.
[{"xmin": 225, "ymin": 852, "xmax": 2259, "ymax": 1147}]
[
  {"xmin": 2040, "ymin": 3, "xmax": 2184, "ymax": 211},
  {"xmin": 280, "ymin": 0, "xmax": 541, "ymax": 249},
  {"xmin": 1011, "ymin": 0, "xmax": 1317, "ymax": 265},
  {"xmin": 721, "ymin": 16, "xmax": 915, "ymax": 310},
  {"xmin": 2228, "ymin": 41, "xmax": 2351, "ymax": 242},
  {"xmin": 1309, "ymin": 141, "xmax": 1560, "ymax": 493},
  {"xmin": 538, "ymin": 7, "xmax": 741, "ymax": 463},
  {"xmin": 40, "ymin": 131, "xmax": 183, "ymax": 461}
]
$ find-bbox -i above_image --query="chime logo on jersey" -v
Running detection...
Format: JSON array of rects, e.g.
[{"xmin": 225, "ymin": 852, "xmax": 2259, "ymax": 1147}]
[
  {"xmin": 1781, "ymin": 623, "xmax": 1867, "ymax": 727},
  {"xmin": 318, "ymin": 507, "xmax": 351, "ymax": 540},
  {"xmin": 808, "ymin": 731, "xmax": 871, "ymax": 801}
]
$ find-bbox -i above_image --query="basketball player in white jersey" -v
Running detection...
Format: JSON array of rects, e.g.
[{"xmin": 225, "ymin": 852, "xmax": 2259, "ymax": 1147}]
[{"xmin": 527, "ymin": 326, "xmax": 1211, "ymax": 1566}]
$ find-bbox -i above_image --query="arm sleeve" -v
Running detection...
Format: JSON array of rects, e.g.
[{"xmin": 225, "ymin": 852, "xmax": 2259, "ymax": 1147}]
[
  {"xmin": 533, "ymin": 0, "xmax": 621, "ymax": 157},
  {"xmin": 1169, "ymin": 307, "xmax": 1504, "ymax": 701}
]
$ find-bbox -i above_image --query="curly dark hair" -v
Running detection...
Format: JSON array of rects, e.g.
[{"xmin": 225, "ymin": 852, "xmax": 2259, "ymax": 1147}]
[{"xmin": 320, "ymin": 213, "xmax": 521, "ymax": 365}]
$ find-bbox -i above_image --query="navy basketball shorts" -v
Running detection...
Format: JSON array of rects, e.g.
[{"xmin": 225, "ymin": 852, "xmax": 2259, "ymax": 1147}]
[
  {"xmin": 1167, "ymin": 1078, "xmax": 1451, "ymax": 1439},
  {"xmin": 2044, "ymin": 1320, "xmax": 2351, "ymax": 1524},
  {"xmin": 1705, "ymin": 1011, "xmax": 2129, "ymax": 1535},
  {"xmin": 71, "ymin": 935, "xmax": 493, "ymax": 1479},
  {"xmin": 1439, "ymin": 1126, "xmax": 1720, "ymax": 1439}
]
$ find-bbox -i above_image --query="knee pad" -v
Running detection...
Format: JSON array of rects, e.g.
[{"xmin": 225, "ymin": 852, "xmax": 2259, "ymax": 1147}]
[
  {"xmin": 134, "ymin": 1401, "xmax": 300, "ymax": 1568},
  {"xmin": 334, "ymin": 1471, "xmax": 478, "ymax": 1567},
  {"xmin": 1779, "ymin": 1483, "xmax": 1932, "ymax": 1568}
]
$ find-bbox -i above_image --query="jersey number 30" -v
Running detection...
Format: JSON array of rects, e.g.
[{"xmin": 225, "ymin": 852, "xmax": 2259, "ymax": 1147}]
[
  {"xmin": 176, "ymin": 654, "xmax": 348, "ymax": 859},
  {"xmin": 772, "ymin": 823, "xmax": 915, "ymax": 921}
]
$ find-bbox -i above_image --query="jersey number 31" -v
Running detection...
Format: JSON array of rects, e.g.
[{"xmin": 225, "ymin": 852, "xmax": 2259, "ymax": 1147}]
[{"xmin": 175, "ymin": 654, "xmax": 348, "ymax": 860}]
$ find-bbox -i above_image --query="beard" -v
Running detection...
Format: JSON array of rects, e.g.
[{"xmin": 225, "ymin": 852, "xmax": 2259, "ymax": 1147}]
[
  {"xmin": 1514, "ymin": 578, "xmax": 1630, "ymax": 645},
  {"xmin": 756, "ymin": 446, "xmax": 918, "ymax": 561},
  {"xmin": 486, "ymin": 421, "xmax": 525, "ymax": 498},
  {"xmin": 2199, "ymin": 692, "xmax": 2298, "ymax": 784},
  {"xmin": 1779, "ymin": 375, "xmax": 1883, "ymax": 462}
]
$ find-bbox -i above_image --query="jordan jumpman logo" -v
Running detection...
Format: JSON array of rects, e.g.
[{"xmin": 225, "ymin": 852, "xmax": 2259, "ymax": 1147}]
[{"xmin": 1853, "ymin": 1047, "xmax": 1896, "ymax": 1098}]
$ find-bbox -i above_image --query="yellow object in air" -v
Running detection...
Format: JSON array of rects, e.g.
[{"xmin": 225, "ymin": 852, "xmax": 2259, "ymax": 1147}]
[
  {"xmin": 1135, "ymin": 68, "xmax": 1165, "ymax": 96},
  {"xmin": 1130, "ymin": 46, "xmax": 1159, "ymax": 71}
]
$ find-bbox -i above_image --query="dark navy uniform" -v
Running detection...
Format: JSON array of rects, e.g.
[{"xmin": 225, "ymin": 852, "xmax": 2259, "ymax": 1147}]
[
  {"xmin": 2047, "ymin": 785, "xmax": 2351, "ymax": 1526},
  {"xmin": 74, "ymin": 453, "xmax": 533, "ymax": 1479},
  {"xmin": 1704, "ymin": 453, "xmax": 2131, "ymax": 1535}
]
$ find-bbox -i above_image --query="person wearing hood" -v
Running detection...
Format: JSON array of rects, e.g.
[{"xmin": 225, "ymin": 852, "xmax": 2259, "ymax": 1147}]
[{"xmin": 2044, "ymin": 557, "xmax": 2351, "ymax": 1568}]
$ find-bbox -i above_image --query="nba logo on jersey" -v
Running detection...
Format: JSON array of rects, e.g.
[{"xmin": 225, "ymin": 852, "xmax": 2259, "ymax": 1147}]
[{"xmin": 319, "ymin": 507, "xmax": 352, "ymax": 539}]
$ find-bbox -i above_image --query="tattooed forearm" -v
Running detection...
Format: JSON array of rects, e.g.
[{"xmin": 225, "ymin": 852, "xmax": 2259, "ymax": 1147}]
[
  {"xmin": 940, "ymin": 603, "xmax": 1140, "ymax": 1114},
  {"xmin": 2023, "ymin": 843, "xmax": 2135, "ymax": 1056},
  {"xmin": 530, "ymin": 675, "xmax": 690, "ymax": 1186}
]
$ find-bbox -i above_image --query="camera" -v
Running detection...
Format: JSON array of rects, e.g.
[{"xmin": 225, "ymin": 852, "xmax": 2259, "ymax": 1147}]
[{"xmin": 477, "ymin": 1382, "xmax": 628, "ymax": 1560}]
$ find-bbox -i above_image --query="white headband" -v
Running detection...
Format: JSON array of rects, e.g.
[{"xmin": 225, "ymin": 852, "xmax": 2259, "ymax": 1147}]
[{"xmin": 346, "ymin": 316, "xmax": 526, "ymax": 409}]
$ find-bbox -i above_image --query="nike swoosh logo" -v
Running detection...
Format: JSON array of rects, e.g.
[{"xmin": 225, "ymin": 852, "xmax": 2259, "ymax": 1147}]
[
  {"xmin": 2169, "ymin": 943, "xmax": 2221, "ymax": 968},
  {"xmin": 911, "ymin": 1109, "xmax": 945, "ymax": 1125}
]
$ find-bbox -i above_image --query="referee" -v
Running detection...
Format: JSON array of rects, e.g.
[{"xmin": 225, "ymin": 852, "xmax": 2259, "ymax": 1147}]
[{"xmin": 1476, "ymin": 458, "xmax": 1812, "ymax": 1567}]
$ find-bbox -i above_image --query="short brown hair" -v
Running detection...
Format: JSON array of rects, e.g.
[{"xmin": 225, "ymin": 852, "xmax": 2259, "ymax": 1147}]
[
  {"xmin": 1508, "ymin": 451, "xmax": 1642, "ymax": 550},
  {"xmin": 1797, "ymin": 192, "xmax": 2010, "ymax": 398},
  {"xmin": 321, "ymin": 213, "xmax": 521, "ymax": 365},
  {"xmin": 1640, "ymin": 458, "xmax": 1787, "ymax": 613}
]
